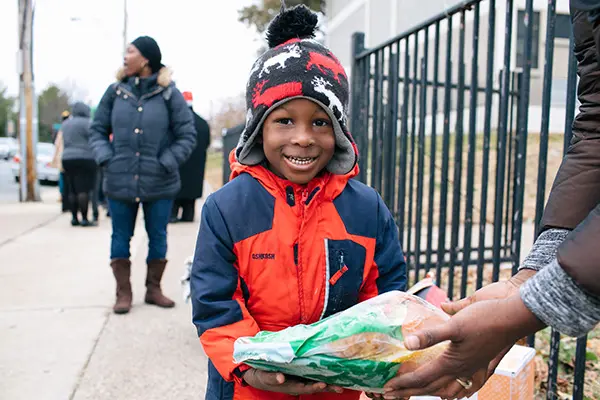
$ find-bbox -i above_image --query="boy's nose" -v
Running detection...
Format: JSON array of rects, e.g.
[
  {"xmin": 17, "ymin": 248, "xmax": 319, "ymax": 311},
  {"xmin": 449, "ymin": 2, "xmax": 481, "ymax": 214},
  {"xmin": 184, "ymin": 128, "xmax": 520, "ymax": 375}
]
[{"xmin": 290, "ymin": 127, "xmax": 315, "ymax": 147}]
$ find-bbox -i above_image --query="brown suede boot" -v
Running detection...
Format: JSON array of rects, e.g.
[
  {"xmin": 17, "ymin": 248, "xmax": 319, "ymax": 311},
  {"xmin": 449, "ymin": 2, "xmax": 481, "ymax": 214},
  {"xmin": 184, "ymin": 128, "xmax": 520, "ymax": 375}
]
[
  {"xmin": 144, "ymin": 259, "xmax": 175, "ymax": 308},
  {"xmin": 110, "ymin": 259, "xmax": 132, "ymax": 314}
]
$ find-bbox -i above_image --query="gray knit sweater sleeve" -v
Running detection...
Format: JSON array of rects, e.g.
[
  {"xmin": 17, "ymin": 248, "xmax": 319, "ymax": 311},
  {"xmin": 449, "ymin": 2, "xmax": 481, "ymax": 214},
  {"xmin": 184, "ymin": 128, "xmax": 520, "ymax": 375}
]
[
  {"xmin": 519, "ymin": 229, "xmax": 570, "ymax": 271},
  {"xmin": 520, "ymin": 259, "xmax": 600, "ymax": 337}
]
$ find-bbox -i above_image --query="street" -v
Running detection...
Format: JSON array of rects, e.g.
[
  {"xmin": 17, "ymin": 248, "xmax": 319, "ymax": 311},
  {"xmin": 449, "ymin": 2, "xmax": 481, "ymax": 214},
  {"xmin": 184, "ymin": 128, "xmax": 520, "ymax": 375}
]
[
  {"xmin": 0, "ymin": 159, "xmax": 55, "ymax": 204},
  {"xmin": 0, "ymin": 184, "xmax": 210, "ymax": 399}
]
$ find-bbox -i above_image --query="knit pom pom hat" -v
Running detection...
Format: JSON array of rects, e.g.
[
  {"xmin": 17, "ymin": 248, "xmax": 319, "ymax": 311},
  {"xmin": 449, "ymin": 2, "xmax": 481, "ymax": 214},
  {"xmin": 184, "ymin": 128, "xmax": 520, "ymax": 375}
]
[{"xmin": 235, "ymin": 3, "xmax": 357, "ymax": 175}]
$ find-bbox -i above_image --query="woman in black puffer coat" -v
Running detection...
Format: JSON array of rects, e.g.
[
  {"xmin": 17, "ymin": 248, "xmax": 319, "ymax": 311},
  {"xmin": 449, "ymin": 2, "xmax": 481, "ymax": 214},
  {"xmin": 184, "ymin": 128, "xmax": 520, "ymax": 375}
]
[{"xmin": 89, "ymin": 36, "xmax": 196, "ymax": 314}]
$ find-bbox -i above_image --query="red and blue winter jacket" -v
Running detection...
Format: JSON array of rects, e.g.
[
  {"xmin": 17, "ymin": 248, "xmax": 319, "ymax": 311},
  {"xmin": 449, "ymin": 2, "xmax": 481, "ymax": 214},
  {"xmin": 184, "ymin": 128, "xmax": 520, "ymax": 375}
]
[{"xmin": 190, "ymin": 158, "xmax": 407, "ymax": 400}]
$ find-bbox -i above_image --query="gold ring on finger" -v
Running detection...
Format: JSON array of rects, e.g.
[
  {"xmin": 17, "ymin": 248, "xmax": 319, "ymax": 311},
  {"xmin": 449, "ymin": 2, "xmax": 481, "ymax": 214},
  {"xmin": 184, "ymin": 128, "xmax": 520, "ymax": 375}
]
[{"xmin": 455, "ymin": 378, "xmax": 473, "ymax": 390}]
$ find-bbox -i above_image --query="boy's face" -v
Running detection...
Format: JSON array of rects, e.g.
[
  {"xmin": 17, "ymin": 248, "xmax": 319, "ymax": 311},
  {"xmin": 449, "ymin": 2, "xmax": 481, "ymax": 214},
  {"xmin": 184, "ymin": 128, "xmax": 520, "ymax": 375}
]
[{"xmin": 262, "ymin": 99, "xmax": 336, "ymax": 185}]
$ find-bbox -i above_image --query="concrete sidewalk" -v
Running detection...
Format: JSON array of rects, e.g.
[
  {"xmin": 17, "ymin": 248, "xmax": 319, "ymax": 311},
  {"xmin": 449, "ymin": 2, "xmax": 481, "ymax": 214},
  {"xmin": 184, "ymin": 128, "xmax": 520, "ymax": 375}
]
[
  {"xmin": 0, "ymin": 193, "xmax": 209, "ymax": 400},
  {"xmin": 0, "ymin": 189, "xmax": 63, "ymax": 247}
]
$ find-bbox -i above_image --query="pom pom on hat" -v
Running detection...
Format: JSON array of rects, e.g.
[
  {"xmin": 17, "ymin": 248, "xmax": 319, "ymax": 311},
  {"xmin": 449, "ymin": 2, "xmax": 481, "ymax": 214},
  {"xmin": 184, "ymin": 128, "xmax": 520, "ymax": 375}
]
[{"xmin": 266, "ymin": 3, "xmax": 318, "ymax": 48}]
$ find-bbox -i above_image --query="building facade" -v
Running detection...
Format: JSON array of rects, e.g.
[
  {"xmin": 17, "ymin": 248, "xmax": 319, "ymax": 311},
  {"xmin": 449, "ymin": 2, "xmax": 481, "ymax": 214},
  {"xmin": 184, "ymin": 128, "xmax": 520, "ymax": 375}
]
[{"xmin": 325, "ymin": 0, "xmax": 573, "ymax": 133}]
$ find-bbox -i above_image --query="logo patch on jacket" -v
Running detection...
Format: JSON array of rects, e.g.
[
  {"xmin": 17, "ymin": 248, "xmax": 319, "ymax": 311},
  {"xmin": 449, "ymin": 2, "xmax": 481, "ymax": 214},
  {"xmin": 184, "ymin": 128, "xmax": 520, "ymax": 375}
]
[{"xmin": 252, "ymin": 253, "xmax": 276, "ymax": 260}]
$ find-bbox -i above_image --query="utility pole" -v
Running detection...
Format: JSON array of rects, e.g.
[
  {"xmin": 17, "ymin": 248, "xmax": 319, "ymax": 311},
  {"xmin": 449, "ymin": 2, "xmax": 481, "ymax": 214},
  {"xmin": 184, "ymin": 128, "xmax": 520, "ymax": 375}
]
[
  {"xmin": 18, "ymin": 0, "xmax": 40, "ymax": 202},
  {"xmin": 123, "ymin": 0, "xmax": 128, "ymax": 57}
]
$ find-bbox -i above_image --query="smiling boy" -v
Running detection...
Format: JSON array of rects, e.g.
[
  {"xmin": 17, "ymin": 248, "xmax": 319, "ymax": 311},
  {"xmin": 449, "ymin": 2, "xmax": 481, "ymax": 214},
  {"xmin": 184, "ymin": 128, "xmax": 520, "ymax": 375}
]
[{"xmin": 190, "ymin": 5, "xmax": 407, "ymax": 400}]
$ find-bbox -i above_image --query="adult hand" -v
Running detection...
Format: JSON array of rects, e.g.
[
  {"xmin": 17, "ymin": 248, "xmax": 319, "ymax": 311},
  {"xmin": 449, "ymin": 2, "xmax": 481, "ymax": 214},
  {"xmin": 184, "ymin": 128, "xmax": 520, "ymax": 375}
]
[
  {"xmin": 441, "ymin": 269, "xmax": 536, "ymax": 315},
  {"xmin": 382, "ymin": 295, "xmax": 545, "ymax": 399},
  {"xmin": 242, "ymin": 368, "xmax": 344, "ymax": 395}
]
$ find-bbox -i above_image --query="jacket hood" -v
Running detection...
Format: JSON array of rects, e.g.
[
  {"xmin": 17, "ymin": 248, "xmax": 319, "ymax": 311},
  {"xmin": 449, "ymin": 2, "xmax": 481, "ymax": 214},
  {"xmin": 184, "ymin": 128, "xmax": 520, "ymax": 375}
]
[
  {"xmin": 72, "ymin": 102, "xmax": 91, "ymax": 118},
  {"xmin": 115, "ymin": 66, "xmax": 172, "ymax": 87},
  {"xmin": 228, "ymin": 149, "xmax": 359, "ymax": 202}
]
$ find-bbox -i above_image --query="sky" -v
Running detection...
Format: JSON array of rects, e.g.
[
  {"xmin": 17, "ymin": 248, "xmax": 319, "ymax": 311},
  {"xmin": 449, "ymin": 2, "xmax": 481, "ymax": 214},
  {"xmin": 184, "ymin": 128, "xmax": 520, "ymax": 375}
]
[{"xmin": 0, "ymin": 0, "xmax": 263, "ymax": 118}]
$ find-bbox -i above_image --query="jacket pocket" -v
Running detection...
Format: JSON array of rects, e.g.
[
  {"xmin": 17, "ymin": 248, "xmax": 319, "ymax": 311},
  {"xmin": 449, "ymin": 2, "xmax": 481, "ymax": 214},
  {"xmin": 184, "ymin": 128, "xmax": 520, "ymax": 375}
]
[
  {"xmin": 105, "ymin": 154, "xmax": 127, "ymax": 174},
  {"xmin": 144, "ymin": 157, "xmax": 169, "ymax": 176},
  {"xmin": 321, "ymin": 239, "xmax": 367, "ymax": 319}
]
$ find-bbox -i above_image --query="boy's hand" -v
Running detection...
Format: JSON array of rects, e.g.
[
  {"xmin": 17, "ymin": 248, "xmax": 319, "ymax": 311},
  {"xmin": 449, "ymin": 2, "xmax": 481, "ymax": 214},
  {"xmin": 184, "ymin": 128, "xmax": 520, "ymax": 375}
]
[{"xmin": 242, "ymin": 368, "xmax": 344, "ymax": 395}]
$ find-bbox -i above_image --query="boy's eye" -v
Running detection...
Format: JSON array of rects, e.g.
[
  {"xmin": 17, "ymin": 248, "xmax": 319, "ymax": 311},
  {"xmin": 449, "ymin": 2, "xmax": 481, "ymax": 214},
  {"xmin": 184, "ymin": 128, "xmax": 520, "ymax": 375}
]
[
  {"xmin": 314, "ymin": 119, "xmax": 330, "ymax": 127},
  {"xmin": 275, "ymin": 118, "xmax": 293, "ymax": 125}
]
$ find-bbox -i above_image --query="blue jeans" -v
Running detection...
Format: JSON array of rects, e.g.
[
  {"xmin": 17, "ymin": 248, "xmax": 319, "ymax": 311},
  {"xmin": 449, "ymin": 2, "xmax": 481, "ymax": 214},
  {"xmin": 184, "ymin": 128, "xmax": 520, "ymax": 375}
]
[{"xmin": 108, "ymin": 198, "xmax": 174, "ymax": 262}]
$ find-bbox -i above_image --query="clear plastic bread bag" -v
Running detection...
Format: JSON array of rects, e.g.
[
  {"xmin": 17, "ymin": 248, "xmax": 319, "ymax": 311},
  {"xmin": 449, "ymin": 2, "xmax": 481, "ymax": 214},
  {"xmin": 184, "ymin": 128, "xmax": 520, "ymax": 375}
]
[{"xmin": 233, "ymin": 291, "xmax": 449, "ymax": 393}]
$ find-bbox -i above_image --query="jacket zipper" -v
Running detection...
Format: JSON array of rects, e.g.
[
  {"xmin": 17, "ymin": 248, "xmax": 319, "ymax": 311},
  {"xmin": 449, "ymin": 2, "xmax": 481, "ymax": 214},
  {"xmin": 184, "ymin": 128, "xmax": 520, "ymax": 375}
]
[
  {"xmin": 117, "ymin": 86, "xmax": 136, "ymax": 101},
  {"xmin": 140, "ymin": 86, "xmax": 164, "ymax": 101},
  {"xmin": 116, "ymin": 85, "xmax": 164, "ymax": 102},
  {"xmin": 295, "ymin": 188, "xmax": 310, "ymax": 324}
]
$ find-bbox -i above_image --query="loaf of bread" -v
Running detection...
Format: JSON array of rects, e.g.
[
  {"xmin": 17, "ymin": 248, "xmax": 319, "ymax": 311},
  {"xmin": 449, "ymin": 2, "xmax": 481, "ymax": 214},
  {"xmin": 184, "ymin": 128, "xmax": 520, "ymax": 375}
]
[{"xmin": 233, "ymin": 291, "xmax": 449, "ymax": 393}]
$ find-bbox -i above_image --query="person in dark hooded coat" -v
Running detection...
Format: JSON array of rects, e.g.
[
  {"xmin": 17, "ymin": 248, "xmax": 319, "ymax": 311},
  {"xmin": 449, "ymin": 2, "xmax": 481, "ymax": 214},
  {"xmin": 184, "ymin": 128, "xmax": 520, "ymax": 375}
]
[
  {"xmin": 170, "ymin": 91, "xmax": 211, "ymax": 223},
  {"xmin": 60, "ymin": 102, "xmax": 97, "ymax": 227}
]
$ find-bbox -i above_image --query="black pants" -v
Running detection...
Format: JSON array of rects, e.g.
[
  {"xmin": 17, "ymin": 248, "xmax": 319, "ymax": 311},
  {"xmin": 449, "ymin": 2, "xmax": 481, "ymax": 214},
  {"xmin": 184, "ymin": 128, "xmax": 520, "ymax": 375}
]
[
  {"xmin": 90, "ymin": 169, "xmax": 103, "ymax": 219},
  {"xmin": 171, "ymin": 199, "xmax": 196, "ymax": 222},
  {"xmin": 62, "ymin": 159, "xmax": 97, "ymax": 222}
]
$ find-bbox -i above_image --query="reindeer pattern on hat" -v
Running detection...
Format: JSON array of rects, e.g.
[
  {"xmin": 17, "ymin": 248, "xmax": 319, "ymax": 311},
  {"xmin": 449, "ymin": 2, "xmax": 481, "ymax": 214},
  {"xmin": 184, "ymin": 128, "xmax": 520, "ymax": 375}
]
[
  {"xmin": 258, "ymin": 44, "xmax": 302, "ymax": 79},
  {"xmin": 246, "ymin": 40, "xmax": 348, "ymax": 126}
]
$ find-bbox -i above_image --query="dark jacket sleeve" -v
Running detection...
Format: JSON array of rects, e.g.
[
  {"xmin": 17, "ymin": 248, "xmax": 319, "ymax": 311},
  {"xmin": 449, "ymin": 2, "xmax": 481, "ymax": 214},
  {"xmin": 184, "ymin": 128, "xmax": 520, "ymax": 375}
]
[
  {"xmin": 159, "ymin": 87, "xmax": 197, "ymax": 173},
  {"xmin": 190, "ymin": 196, "xmax": 260, "ymax": 383},
  {"xmin": 540, "ymin": 135, "xmax": 600, "ymax": 231},
  {"xmin": 542, "ymin": 6, "xmax": 600, "ymax": 231},
  {"xmin": 89, "ymin": 85, "xmax": 116, "ymax": 166}
]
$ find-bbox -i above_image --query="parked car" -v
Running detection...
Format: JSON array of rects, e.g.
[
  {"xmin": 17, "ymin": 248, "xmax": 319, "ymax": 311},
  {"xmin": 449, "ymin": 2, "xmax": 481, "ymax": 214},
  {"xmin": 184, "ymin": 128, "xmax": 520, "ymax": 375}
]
[
  {"xmin": 0, "ymin": 137, "xmax": 18, "ymax": 160},
  {"xmin": 11, "ymin": 142, "xmax": 60, "ymax": 184}
]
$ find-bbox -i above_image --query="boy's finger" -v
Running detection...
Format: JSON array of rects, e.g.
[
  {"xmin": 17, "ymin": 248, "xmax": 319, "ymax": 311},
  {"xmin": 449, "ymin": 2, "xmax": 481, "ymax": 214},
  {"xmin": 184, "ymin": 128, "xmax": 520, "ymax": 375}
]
[
  {"xmin": 257, "ymin": 370, "xmax": 285, "ymax": 386},
  {"xmin": 291, "ymin": 381, "xmax": 326, "ymax": 394},
  {"xmin": 324, "ymin": 385, "xmax": 344, "ymax": 393},
  {"xmin": 275, "ymin": 372, "xmax": 286, "ymax": 385}
]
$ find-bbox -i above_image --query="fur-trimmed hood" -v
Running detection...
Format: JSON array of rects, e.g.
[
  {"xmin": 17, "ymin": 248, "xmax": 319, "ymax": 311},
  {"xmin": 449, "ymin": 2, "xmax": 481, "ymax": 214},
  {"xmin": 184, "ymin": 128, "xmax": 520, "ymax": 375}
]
[{"xmin": 115, "ymin": 66, "xmax": 172, "ymax": 87}]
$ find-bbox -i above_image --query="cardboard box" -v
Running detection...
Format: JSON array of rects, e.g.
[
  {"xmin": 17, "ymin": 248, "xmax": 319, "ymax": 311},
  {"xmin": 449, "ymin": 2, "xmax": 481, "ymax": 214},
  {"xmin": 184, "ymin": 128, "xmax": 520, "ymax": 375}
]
[
  {"xmin": 359, "ymin": 345, "xmax": 535, "ymax": 400},
  {"xmin": 477, "ymin": 345, "xmax": 536, "ymax": 400},
  {"xmin": 411, "ymin": 345, "xmax": 536, "ymax": 400}
]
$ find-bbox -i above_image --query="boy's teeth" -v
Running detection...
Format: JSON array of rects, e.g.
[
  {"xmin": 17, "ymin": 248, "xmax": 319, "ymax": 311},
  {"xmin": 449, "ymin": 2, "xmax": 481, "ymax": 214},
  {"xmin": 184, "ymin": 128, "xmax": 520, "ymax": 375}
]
[{"xmin": 287, "ymin": 156, "xmax": 314, "ymax": 165}]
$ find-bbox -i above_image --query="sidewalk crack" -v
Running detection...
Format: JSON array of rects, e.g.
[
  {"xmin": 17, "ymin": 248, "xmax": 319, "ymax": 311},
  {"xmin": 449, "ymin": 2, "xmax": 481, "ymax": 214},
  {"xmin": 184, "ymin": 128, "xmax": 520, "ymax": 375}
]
[
  {"xmin": 69, "ymin": 311, "xmax": 111, "ymax": 400},
  {"xmin": 0, "ymin": 213, "xmax": 62, "ymax": 249}
]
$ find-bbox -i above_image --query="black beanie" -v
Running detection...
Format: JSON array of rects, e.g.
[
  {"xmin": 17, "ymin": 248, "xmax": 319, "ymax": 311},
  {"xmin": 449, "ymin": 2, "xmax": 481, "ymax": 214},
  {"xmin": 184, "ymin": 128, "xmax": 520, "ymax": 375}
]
[{"xmin": 131, "ymin": 36, "xmax": 163, "ymax": 73}]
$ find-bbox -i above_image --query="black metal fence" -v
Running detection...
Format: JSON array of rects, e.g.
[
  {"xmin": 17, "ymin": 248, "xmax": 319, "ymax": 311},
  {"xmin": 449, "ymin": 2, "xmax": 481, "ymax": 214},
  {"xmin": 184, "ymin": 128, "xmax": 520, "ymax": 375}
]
[{"xmin": 349, "ymin": 0, "xmax": 587, "ymax": 398}]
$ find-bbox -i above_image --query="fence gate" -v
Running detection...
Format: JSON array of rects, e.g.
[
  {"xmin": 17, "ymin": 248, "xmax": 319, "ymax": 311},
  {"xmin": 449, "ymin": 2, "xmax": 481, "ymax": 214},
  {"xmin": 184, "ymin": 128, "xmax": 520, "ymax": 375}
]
[{"xmin": 349, "ymin": 0, "xmax": 587, "ymax": 398}]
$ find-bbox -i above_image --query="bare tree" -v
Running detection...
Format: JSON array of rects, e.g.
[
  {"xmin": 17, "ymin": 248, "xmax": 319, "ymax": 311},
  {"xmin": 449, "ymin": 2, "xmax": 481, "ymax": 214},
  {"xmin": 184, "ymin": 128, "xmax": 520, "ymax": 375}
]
[
  {"xmin": 60, "ymin": 78, "xmax": 90, "ymax": 103},
  {"xmin": 209, "ymin": 95, "xmax": 246, "ymax": 138}
]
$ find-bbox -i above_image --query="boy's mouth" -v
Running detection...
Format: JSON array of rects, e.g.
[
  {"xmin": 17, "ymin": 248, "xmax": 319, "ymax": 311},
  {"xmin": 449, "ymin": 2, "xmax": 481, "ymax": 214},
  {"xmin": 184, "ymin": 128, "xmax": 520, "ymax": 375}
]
[{"xmin": 284, "ymin": 155, "xmax": 317, "ymax": 166}]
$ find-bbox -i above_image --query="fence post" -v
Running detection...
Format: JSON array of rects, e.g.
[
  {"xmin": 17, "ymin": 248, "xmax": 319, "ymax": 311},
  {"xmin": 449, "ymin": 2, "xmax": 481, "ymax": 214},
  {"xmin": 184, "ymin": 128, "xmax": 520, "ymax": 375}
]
[
  {"xmin": 492, "ymin": 0, "xmax": 514, "ymax": 283},
  {"xmin": 533, "ymin": 0, "xmax": 556, "ymax": 240},
  {"xmin": 351, "ymin": 32, "xmax": 366, "ymax": 183},
  {"xmin": 511, "ymin": 0, "xmax": 534, "ymax": 275},
  {"xmin": 385, "ymin": 49, "xmax": 400, "ymax": 209}
]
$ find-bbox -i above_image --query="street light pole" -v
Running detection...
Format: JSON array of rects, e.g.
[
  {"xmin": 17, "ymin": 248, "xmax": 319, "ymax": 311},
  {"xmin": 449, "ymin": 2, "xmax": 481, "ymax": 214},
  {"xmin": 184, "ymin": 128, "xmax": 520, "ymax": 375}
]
[
  {"xmin": 123, "ymin": 0, "xmax": 128, "ymax": 57},
  {"xmin": 17, "ymin": 0, "xmax": 40, "ymax": 202}
]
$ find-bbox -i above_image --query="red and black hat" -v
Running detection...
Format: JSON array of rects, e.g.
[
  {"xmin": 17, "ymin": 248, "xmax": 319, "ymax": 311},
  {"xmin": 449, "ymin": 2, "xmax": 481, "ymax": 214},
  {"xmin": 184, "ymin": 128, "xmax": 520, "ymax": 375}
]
[{"xmin": 236, "ymin": 4, "xmax": 357, "ymax": 175}]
